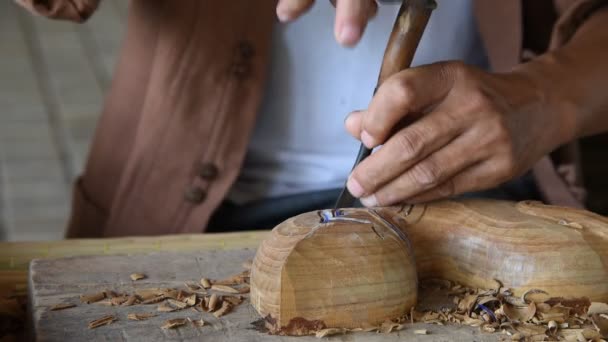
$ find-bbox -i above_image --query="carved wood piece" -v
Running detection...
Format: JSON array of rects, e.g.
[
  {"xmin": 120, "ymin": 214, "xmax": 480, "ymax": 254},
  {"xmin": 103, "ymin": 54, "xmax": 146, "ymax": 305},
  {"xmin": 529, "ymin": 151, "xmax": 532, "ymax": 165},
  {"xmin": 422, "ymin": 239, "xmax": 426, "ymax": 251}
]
[{"xmin": 250, "ymin": 199, "xmax": 608, "ymax": 333}]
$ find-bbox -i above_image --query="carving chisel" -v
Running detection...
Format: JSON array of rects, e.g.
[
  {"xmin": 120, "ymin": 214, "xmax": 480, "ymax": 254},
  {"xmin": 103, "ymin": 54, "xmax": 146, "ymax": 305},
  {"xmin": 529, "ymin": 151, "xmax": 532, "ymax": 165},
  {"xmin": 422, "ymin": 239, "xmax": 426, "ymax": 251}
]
[{"xmin": 334, "ymin": 0, "xmax": 437, "ymax": 209}]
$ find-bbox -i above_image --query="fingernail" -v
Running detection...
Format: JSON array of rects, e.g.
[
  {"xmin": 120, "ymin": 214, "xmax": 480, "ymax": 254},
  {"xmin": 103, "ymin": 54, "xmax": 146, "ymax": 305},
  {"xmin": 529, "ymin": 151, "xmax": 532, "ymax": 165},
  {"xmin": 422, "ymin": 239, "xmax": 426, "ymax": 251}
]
[
  {"xmin": 361, "ymin": 130, "xmax": 375, "ymax": 148},
  {"xmin": 347, "ymin": 177, "xmax": 365, "ymax": 198},
  {"xmin": 360, "ymin": 195, "xmax": 378, "ymax": 207},
  {"xmin": 276, "ymin": 8, "xmax": 291, "ymax": 21},
  {"xmin": 338, "ymin": 23, "xmax": 362, "ymax": 46}
]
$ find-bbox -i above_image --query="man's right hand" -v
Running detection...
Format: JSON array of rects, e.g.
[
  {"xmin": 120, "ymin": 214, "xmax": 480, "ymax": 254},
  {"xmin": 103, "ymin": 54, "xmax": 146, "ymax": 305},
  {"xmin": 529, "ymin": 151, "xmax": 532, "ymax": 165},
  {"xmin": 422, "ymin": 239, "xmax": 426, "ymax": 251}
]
[{"xmin": 276, "ymin": 0, "xmax": 378, "ymax": 47}]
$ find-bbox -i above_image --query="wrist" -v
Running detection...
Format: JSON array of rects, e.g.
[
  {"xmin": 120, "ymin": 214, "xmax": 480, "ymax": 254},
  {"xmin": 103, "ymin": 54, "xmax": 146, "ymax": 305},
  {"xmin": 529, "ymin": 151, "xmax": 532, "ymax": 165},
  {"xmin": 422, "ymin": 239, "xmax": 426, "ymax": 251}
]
[{"xmin": 509, "ymin": 54, "xmax": 580, "ymax": 147}]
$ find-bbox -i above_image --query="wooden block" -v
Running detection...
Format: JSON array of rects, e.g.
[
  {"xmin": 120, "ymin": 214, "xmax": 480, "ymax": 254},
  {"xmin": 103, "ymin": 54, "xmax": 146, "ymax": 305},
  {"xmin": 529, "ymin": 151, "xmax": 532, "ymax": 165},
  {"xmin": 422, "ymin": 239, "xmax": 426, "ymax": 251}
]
[{"xmin": 28, "ymin": 250, "xmax": 500, "ymax": 341}]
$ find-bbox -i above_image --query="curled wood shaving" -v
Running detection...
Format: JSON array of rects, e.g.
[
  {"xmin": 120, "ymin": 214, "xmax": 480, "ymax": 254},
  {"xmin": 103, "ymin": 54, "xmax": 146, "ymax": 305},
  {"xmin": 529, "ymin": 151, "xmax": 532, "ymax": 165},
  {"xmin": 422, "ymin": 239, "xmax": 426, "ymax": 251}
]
[
  {"xmin": 210, "ymin": 284, "xmax": 239, "ymax": 294},
  {"xmin": 157, "ymin": 302, "xmax": 177, "ymax": 312},
  {"xmin": 111, "ymin": 296, "xmax": 129, "ymax": 306},
  {"xmin": 80, "ymin": 292, "xmax": 106, "ymax": 304},
  {"xmin": 208, "ymin": 294, "xmax": 219, "ymax": 312},
  {"xmin": 213, "ymin": 301, "xmax": 233, "ymax": 318},
  {"xmin": 315, "ymin": 328, "xmax": 346, "ymax": 338},
  {"xmin": 141, "ymin": 295, "xmax": 166, "ymax": 305},
  {"xmin": 223, "ymin": 295, "xmax": 243, "ymax": 306},
  {"xmin": 547, "ymin": 320, "xmax": 558, "ymax": 334},
  {"xmin": 237, "ymin": 285, "xmax": 250, "ymax": 294},
  {"xmin": 522, "ymin": 289, "xmax": 550, "ymax": 304},
  {"xmin": 130, "ymin": 273, "xmax": 146, "ymax": 281},
  {"xmin": 88, "ymin": 315, "xmax": 116, "ymax": 329},
  {"xmin": 589, "ymin": 302, "xmax": 608, "ymax": 315},
  {"xmin": 379, "ymin": 321, "xmax": 406, "ymax": 333},
  {"xmin": 503, "ymin": 302, "xmax": 536, "ymax": 322},
  {"xmin": 200, "ymin": 278, "xmax": 211, "ymax": 289},
  {"xmin": 127, "ymin": 313, "xmax": 156, "ymax": 321},
  {"xmin": 190, "ymin": 317, "xmax": 206, "ymax": 328},
  {"xmin": 50, "ymin": 303, "xmax": 76, "ymax": 311},
  {"xmin": 167, "ymin": 299, "xmax": 188, "ymax": 310},
  {"xmin": 123, "ymin": 295, "xmax": 138, "ymax": 306},
  {"xmin": 183, "ymin": 294, "xmax": 197, "ymax": 307},
  {"xmin": 135, "ymin": 289, "xmax": 162, "ymax": 300},
  {"xmin": 184, "ymin": 282, "xmax": 202, "ymax": 292},
  {"xmin": 161, "ymin": 318, "xmax": 188, "ymax": 330}
]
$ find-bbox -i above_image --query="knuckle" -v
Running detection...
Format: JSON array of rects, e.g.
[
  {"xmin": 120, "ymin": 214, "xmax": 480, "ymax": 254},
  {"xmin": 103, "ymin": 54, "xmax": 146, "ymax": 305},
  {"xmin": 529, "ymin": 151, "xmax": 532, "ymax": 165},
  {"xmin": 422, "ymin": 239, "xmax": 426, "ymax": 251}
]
[
  {"xmin": 468, "ymin": 89, "xmax": 493, "ymax": 111},
  {"xmin": 497, "ymin": 149, "xmax": 518, "ymax": 180},
  {"xmin": 410, "ymin": 161, "xmax": 442, "ymax": 188},
  {"xmin": 391, "ymin": 76, "xmax": 417, "ymax": 108},
  {"xmin": 436, "ymin": 179, "xmax": 456, "ymax": 198},
  {"xmin": 395, "ymin": 129, "xmax": 425, "ymax": 160}
]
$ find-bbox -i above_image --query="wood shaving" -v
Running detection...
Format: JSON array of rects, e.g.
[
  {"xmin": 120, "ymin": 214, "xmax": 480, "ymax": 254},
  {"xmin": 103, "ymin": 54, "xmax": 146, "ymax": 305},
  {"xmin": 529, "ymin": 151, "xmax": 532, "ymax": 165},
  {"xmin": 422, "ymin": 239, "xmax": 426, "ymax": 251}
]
[
  {"xmin": 223, "ymin": 295, "xmax": 243, "ymax": 306},
  {"xmin": 237, "ymin": 285, "xmax": 250, "ymax": 294},
  {"xmin": 201, "ymin": 296, "xmax": 209, "ymax": 311},
  {"xmin": 135, "ymin": 289, "xmax": 162, "ymax": 300},
  {"xmin": 183, "ymin": 294, "xmax": 197, "ymax": 307},
  {"xmin": 184, "ymin": 282, "xmax": 202, "ymax": 292},
  {"xmin": 188, "ymin": 317, "xmax": 206, "ymax": 328},
  {"xmin": 141, "ymin": 295, "xmax": 166, "ymax": 305},
  {"xmin": 210, "ymin": 284, "xmax": 239, "ymax": 294},
  {"xmin": 123, "ymin": 295, "xmax": 138, "ymax": 306},
  {"xmin": 127, "ymin": 313, "xmax": 156, "ymax": 321},
  {"xmin": 208, "ymin": 294, "xmax": 219, "ymax": 312},
  {"xmin": 167, "ymin": 299, "xmax": 188, "ymax": 310},
  {"xmin": 379, "ymin": 321, "xmax": 406, "ymax": 333},
  {"xmin": 414, "ymin": 329, "xmax": 428, "ymax": 335},
  {"xmin": 49, "ymin": 303, "xmax": 76, "ymax": 311},
  {"xmin": 161, "ymin": 318, "xmax": 188, "ymax": 330},
  {"xmin": 503, "ymin": 302, "xmax": 536, "ymax": 322},
  {"xmin": 157, "ymin": 302, "xmax": 178, "ymax": 313},
  {"xmin": 315, "ymin": 328, "xmax": 346, "ymax": 338},
  {"xmin": 80, "ymin": 292, "xmax": 106, "ymax": 304},
  {"xmin": 213, "ymin": 301, "xmax": 233, "ymax": 318},
  {"xmin": 111, "ymin": 296, "xmax": 129, "ymax": 306},
  {"xmin": 589, "ymin": 302, "xmax": 608, "ymax": 315},
  {"xmin": 130, "ymin": 273, "xmax": 146, "ymax": 281},
  {"xmin": 88, "ymin": 315, "xmax": 116, "ymax": 329},
  {"xmin": 200, "ymin": 278, "xmax": 211, "ymax": 289}
]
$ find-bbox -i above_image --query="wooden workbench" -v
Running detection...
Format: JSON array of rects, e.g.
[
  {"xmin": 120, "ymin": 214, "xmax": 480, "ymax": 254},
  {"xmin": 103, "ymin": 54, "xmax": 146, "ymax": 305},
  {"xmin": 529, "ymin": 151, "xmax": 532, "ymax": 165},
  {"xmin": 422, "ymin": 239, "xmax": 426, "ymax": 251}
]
[{"xmin": 1, "ymin": 232, "xmax": 499, "ymax": 341}]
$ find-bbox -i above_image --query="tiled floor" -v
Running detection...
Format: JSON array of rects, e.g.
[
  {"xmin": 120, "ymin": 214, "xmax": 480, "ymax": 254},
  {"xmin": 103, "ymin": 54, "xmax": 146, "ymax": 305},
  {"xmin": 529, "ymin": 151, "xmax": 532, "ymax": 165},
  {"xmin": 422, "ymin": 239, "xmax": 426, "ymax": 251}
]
[{"xmin": 0, "ymin": 1, "xmax": 127, "ymax": 241}]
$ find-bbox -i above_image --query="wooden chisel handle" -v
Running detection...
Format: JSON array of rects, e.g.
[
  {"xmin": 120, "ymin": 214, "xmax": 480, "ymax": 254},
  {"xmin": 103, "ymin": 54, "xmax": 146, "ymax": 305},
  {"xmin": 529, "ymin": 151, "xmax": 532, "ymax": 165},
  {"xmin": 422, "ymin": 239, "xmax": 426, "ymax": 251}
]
[{"xmin": 335, "ymin": 0, "xmax": 437, "ymax": 209}]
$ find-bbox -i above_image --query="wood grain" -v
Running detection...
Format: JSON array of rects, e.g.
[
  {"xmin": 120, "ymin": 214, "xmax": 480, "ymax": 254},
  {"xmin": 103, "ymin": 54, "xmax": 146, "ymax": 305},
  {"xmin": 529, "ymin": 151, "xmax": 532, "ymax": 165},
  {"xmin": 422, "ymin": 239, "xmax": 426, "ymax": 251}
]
[{"xmin": 250, "ymin": 199, "xmax": 608, "ymax": 332}]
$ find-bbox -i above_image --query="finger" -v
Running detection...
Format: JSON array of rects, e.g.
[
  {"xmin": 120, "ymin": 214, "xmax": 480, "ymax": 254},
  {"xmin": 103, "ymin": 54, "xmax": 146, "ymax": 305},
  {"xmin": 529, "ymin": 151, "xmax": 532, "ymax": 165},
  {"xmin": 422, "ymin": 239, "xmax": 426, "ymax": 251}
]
[
  {"xmin": 361, "ymin": 62, "xmax": 458, "ymax": 148},
  {"xmin": 347, "ymin": 109, "xmax": 463, "ymax": 198},
  {"xmin": 344, "ymin": 110, "xmax": 363, "ymax": 139},
  {"xmin": 407, "ymin": 159, "xmax": 508, "ymax": 204},
  {"xmin": 334, "ymin": 0, "xmax": 376, "ymax": 46},
  {"xmin": 358, "ymin": 130, "xmax": 483, "ymax": 206},
  {"xmin": 276, "ymin": 0, "xmax": 315, "ymax": 22}
]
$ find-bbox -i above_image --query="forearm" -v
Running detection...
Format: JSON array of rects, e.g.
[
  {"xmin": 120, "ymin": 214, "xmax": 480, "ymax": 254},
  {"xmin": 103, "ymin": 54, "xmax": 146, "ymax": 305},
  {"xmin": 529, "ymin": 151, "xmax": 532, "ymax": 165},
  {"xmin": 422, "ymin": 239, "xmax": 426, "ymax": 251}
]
[{"xmin": 514, "ymin": 7, "xmax": 608, "ymax": 143}]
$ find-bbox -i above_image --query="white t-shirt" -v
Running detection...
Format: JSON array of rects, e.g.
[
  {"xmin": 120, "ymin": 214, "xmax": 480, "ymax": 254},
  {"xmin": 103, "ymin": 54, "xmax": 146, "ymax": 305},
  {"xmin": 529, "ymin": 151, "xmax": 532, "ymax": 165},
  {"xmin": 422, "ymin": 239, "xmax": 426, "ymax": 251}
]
[{"xmin": 229, "ymin": 0, "xmax": 489, "ymax": 203}]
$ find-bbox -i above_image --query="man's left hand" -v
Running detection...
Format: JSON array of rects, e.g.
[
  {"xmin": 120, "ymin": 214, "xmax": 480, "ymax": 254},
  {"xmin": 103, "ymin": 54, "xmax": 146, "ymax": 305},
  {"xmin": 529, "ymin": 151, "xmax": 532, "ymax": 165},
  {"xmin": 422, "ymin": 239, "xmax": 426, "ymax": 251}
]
[{"xmin": 276, "ymin": 0, "xmax": 377, "ymax": 46}]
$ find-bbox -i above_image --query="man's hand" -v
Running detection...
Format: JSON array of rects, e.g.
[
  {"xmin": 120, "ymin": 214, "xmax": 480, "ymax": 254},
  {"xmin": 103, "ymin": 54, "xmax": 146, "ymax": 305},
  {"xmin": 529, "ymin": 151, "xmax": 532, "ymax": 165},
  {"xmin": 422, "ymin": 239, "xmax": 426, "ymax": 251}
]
[
  {"xmin": 344, "ymin": 61, "xmax": 574, "ymax": 206},
  {"xmin": 276, "ymin": 0, "xmax": 377, "ymax": 46}
]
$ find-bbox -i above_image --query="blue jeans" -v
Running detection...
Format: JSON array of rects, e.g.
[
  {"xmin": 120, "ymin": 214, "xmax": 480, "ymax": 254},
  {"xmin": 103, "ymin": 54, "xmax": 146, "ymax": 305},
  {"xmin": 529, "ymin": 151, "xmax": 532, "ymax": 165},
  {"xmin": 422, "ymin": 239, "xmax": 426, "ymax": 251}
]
[{"xmin": 206, "ymin": 172, "xmax": 541, "ymax": 232}]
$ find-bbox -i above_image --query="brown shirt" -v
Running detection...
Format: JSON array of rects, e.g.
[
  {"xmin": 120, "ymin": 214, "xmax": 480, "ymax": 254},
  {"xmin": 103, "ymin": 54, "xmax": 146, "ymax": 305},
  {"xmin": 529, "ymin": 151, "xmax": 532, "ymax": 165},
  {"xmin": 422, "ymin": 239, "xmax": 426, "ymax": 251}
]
[{"xmin": 17, "ymin": 0, "xmax": 608, "ymax": 237}]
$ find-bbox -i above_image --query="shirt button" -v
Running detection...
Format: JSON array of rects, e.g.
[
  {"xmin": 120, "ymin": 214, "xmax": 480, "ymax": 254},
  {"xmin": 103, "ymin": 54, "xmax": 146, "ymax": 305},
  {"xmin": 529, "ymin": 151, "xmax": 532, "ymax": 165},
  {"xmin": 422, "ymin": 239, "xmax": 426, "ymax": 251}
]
[
  {"xmin": 184, "ymin": 187, "xmax": 206, "ymax": 204},
  {"xmin": 238, "ymin": 41, "xmax": 255, "ymax": 60},
  {"xmin": 199, "ymin": 163, "xmax": 219, "ymax": 180}
]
